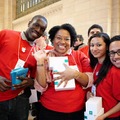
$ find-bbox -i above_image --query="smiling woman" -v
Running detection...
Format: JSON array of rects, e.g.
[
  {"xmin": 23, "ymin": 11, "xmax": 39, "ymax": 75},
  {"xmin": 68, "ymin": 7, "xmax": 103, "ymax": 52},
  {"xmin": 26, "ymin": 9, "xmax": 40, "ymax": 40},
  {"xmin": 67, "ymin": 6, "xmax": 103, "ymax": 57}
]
[
  {"xmin": 33, "ymin": 23, "xmax": 93, "ymax": 120},
  {"xmin": 88, "ymin": 33, "xmax": 120, "ymax": 120}
]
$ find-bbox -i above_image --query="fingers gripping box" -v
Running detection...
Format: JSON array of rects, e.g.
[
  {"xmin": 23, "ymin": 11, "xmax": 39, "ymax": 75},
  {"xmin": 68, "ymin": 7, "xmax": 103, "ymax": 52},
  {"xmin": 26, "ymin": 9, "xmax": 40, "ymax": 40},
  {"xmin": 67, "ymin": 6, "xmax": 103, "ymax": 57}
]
[
  {"xmin": 84, "ymin": 97, "xmax": 104, "ymax": 120},
  {"xmin": 10, "ymin": 68, "xmax": 28, "ymax": 90},
  {"xmin": 48, "ymin": 57, "xmax": 75, "ymax": 91},
  {"xmin": 84, "ymin": 108, "xmax": 104, "ymax": 120}
]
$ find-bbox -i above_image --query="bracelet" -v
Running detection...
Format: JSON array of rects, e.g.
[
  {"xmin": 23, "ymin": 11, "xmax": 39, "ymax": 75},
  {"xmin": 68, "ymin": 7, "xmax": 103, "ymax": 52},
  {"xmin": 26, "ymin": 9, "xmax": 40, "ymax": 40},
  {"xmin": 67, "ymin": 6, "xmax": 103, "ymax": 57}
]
[{"xmin": 37, "ymin": 64, "xmax": 44, "ymax": 66}]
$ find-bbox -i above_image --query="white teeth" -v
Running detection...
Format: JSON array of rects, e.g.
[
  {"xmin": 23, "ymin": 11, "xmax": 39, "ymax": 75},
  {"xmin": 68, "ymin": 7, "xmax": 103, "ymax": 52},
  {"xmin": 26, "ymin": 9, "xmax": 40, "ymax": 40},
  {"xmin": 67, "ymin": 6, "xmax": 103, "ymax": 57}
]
[
  {"xmin": 115, "ymin": 60, "xmax": 120, "ymax": 63},
  {"xmin": 59, "ymin": 45, "xmax": 65, "ymax": 49}
]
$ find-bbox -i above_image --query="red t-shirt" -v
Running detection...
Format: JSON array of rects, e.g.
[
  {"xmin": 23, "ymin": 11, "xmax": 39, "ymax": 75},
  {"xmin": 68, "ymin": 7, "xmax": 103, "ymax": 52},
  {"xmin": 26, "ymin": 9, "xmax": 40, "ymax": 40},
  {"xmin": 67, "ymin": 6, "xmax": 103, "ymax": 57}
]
[
  {"xmin": 0, "ymin": 29, "xmax": 36, "ymax": 101},
  {"xmin": 79, "ymin": 45, "xmax": 89, "ymax": 57},
  {"xmin": 94, "ymin": 65, "xmax": 120, "ymax": 118},
  {"xmin": 40, "ymin": 50, "xmax": 92, "ymax": 113}
]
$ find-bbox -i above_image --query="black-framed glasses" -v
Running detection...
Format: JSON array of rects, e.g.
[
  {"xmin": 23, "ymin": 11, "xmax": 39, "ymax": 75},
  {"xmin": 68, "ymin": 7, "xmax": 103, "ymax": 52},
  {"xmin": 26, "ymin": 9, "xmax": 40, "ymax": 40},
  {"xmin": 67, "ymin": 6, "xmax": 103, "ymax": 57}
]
[{"xmin": 109, "ymin": 49, "xmax": 120, "ymax": 57}]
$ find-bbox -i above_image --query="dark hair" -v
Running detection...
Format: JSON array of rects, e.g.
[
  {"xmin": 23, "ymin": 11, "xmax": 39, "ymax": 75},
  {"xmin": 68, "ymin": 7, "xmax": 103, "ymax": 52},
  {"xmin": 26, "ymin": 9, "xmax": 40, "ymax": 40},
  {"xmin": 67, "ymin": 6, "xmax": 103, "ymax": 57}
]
[
  {"xmin": 48, "ymin": 23, "xmax": 77, "ymax": 47},
  {"xmin": 76, "ymin": 35, "xmax": 84, "ymax": 41},
  {"xmin": 110, "ymin": 35, "xmax": 120, "ymax": 43},
  {"xmin": 88, "ymin": 24, "xmax": 103, "ymax": 36},
  {"xmin": 31, "ymin": 15, "xmax": 47, "ymax": 23},
  {"xmin": 88, "ymin": 33, "xmax": 112, "ymax": 86}
]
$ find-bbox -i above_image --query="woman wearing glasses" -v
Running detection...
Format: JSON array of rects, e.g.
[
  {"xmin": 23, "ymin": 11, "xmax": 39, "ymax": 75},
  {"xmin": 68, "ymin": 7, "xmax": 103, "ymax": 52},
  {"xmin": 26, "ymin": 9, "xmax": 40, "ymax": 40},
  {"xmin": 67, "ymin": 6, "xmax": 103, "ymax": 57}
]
[{"xmin": 88, "ymin": 33, "xmax": 120, "ymax": 120}]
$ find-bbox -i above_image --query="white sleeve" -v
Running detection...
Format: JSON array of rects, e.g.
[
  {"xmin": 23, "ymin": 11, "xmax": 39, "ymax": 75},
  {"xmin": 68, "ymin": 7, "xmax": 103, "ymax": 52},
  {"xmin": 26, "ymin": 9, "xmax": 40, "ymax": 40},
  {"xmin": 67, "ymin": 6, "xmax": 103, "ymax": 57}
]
[{"xmin": 34, "ymin": 79, "xmax": 48, "ymax": 94}]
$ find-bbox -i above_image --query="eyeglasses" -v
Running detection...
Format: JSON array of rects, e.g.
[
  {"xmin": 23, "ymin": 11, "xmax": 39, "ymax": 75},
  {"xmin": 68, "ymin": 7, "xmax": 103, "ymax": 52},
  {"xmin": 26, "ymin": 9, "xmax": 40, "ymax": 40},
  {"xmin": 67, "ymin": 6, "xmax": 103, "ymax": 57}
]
[{"xmin": 109, "ymin": 49, "xmax": 120, "ymax": 57}]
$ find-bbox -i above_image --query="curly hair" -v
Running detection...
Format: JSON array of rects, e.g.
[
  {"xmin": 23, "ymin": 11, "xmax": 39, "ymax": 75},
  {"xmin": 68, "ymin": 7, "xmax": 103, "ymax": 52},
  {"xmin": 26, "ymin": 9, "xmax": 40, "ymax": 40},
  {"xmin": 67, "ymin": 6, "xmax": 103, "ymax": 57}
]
[{"xmin": 48, "ymin": 23, "xmax": 77, "ymax": 47}]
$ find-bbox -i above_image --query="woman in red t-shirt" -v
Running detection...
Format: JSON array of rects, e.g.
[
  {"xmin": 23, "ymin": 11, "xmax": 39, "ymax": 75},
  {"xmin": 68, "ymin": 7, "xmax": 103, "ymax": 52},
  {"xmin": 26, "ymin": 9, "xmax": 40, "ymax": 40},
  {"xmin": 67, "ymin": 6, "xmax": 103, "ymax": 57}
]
[{"xmin": 88, "ymin": 33, "xmax": 120, "ymax": 120}]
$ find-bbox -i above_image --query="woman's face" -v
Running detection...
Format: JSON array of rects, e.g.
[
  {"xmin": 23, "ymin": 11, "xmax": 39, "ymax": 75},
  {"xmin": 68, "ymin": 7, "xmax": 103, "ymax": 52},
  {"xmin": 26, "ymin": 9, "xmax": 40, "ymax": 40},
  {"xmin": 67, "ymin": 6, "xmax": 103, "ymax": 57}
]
[
  {"xmin": 53, "ymin": 29, "xmax": 71, "ymax": 54},
  {"xmin": 109, "ymin": 41, "xmax": 120, "ymax": 68},
  {"xmin": 90, "ymin": 37, "xmax": 107, "ymax": 63}
]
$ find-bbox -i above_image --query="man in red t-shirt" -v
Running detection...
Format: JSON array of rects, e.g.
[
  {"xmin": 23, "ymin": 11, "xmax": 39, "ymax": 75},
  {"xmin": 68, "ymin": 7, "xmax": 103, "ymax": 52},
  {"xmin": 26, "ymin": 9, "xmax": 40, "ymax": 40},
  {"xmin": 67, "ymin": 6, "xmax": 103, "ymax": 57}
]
[{"xmin": 0, "ymin": 15, "xmax": 47, "ymax": 120}]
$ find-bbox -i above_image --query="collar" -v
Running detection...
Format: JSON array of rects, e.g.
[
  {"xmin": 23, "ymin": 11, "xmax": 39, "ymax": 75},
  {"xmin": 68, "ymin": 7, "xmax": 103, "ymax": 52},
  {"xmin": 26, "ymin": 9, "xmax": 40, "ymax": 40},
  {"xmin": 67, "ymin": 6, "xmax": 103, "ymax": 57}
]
[
  {"xmin": 21, "ymin": 32, "xmax": 34, "ymax": 46},
  {"xmin": 67, "ymin": 48, "xmax": 72, "ymax": 55}
]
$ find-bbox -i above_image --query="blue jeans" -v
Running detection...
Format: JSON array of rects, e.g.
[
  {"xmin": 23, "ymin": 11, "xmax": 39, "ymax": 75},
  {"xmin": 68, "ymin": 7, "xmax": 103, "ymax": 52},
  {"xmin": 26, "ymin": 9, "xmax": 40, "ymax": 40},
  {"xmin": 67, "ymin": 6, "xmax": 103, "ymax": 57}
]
[{"xmin": 0, "ymin": 94, "xmax": 29, "ymax": 120}]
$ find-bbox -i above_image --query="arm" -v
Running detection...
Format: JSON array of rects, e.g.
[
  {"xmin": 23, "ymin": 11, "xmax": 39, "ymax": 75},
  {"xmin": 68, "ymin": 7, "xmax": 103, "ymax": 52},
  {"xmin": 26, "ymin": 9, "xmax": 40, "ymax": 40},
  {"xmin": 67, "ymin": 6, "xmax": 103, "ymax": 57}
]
[
  {"xmin": 96, "ymin": 67, "xmax": 120, "ymax": 120},
  {"xmin": 73, "ymin": 70, "xmax": 91, "ymax": 87},
  {"xmin": 36, "ymin": 58, "xmax": 47, "ymax": 88},
  {"xmin": 96, "ymin": 102, "xmax": 120, "ymax": 120},
  {"xmin": 53, "ymin": 64, "xmax": 92, "ymax": 87},
  {"xmin": 33, "ymin": 47, "xmax": 48, "ymax": 88},
  {"xmin": 53, "ymin": 51, "xmax": 93, "ymax": 87}
]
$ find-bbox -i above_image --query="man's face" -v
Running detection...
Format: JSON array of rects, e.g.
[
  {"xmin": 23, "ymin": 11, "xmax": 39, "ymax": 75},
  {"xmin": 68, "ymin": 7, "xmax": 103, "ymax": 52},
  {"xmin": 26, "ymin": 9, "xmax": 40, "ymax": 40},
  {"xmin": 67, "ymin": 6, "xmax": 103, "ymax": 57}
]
[
  {"xmin": 25, "ymin": 18, "xmax": 47, "ymax": 42},
  {"xmin": 74, "ymin": 38, "xmax": 82, "ymax": 47},
  {"xmin": 89, "ymin": 28, "xmax": 102, "ymax": 38},
  {"xmin": 109, "ymin": 41, "xmax": 120, "ymax": 68}
]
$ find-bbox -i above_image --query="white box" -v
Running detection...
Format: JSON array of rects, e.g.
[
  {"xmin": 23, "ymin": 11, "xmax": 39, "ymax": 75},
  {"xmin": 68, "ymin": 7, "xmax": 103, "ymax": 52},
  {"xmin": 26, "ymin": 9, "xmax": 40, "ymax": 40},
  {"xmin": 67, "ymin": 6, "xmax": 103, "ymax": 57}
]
[
  {"xmin": 54, "ymin": 78, "xmax": 75, "ymax": 91},
  {"xmin": 48, "ymin": 57, "xmax": 76, "ymax": 91},
  {"xmin": 49, "ymin": 57, "xmax": 68, "ymax": 72},
  {"xmin": 86, "ymin": 97, "xmax": 102, "ymax": 115},
  {"xmin": 84, "ymin": 108, "xmax": 104, "ymax": 120}
]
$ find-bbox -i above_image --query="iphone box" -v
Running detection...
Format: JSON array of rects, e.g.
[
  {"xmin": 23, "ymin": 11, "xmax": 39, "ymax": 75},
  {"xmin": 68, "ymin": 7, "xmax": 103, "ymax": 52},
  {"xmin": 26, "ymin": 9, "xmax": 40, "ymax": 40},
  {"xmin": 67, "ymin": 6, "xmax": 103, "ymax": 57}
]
[
  {"xmin": 86, "ymin": 97, "xmax": 102, "ymax": 115},
  {"xmin": 48, "ymin": 57, "xmax": 76, "ymax": 91},
  {"xmin": 84, "ymin": 108, "xmax": 104, "ymax": 120}
]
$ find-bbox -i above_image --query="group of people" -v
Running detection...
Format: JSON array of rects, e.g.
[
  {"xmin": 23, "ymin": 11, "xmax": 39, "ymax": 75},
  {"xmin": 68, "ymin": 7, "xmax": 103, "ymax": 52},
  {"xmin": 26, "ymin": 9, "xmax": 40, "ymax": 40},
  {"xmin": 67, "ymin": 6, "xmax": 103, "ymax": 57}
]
[{"xmin": 0, "ymin": 14, "xmax": 120, "ymax": 120}]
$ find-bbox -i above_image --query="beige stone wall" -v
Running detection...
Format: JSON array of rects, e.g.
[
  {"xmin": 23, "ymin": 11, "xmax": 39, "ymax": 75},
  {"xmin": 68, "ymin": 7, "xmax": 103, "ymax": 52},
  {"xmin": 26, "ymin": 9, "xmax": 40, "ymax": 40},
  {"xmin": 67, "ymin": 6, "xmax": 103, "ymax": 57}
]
[
  {"xmin": 0, "ymin": 0, "xmax": 16, "ymax": 30},
  {"xmin": 111, "ymin": 0, "xmax": 120, "ymax": 37},
  {"xmin": 0, "ymin": 0, "xmax": 120, "ymax": 44}
]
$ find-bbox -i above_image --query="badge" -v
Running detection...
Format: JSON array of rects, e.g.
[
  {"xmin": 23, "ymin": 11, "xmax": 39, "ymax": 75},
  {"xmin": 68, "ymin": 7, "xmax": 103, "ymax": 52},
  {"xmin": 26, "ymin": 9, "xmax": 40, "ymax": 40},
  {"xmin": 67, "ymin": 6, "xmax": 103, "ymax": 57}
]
[
  {"xmin": 91, "ymin": 85, "xmax": 96, "ymax": 96},
  {"xmin": 14, "ymin": 59, "xmax": 25, "ymax": 69}
]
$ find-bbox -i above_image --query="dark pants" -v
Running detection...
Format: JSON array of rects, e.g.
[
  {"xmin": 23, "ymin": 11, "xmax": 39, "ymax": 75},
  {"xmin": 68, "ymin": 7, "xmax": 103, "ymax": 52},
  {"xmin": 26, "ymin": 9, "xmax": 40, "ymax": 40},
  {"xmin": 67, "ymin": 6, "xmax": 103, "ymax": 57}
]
[
  {"xmin": 105, "ymin": 117, "xmax": 120, "ymax": 120},
  {"xmin": 0, "ymin": 94, "xmax": 29, "ymax": 120},
  {"xmin": 38, "ymin": 104, "xmax": 84, "ymax": 120}
]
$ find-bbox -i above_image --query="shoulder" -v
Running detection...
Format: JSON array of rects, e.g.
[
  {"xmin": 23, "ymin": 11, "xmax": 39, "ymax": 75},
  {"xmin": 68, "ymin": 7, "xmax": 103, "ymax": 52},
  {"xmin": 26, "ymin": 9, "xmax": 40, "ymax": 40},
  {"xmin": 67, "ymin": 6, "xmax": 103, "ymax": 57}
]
[
  {"xmin": 79, "ymin": 45, "xmax": 89, "ymax": 56},
  {"xmin": 110, "ymin": 66, "xmax": 120, "ymax": 73},
  {"xmin": 46, "ymin": 45, "xmax": 53, "ymax": 50},
  {"xmin": 72, "ymin": 50, "xmax": 88, "ymax": 58},
  {"xmin": 0, "ymin": 29, "xmax": 20, "ymax": 36},
  {"xmin": 71, "ymin": 50, "xmax": 90, "ymax": 65},
  {"xmin": 107, "ymin": 66, "xmax": 120, "ymax": 78},
  {"xmin": 80, "ymin": 45, "xmax": 88, "ymax": 51}
]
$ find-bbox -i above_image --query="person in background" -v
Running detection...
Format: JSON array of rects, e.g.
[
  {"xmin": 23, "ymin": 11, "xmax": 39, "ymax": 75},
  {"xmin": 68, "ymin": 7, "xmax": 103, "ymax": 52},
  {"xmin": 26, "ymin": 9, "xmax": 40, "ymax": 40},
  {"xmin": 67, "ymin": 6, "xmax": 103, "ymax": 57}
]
[
  {"xmin": 80, "ymin": 24, "xmax": 103, "ymax": 57},
  {"xmin": 73, "ymin": 34, "xmax": 87, "ymax": 50},
  {"xmin": 33, "ymin": 23, "xmax": 93, "ymax": 120},
  {"xmin": 88, "ymin": 33, "xmax": 120, "ymax": 120},
  {"xmin": 0, "ymin": 15, "xmax": 47, "ymax": 120},
  {"xmin": 35, "ymin": 31, "xmax": 53, "ymax": 50}
]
